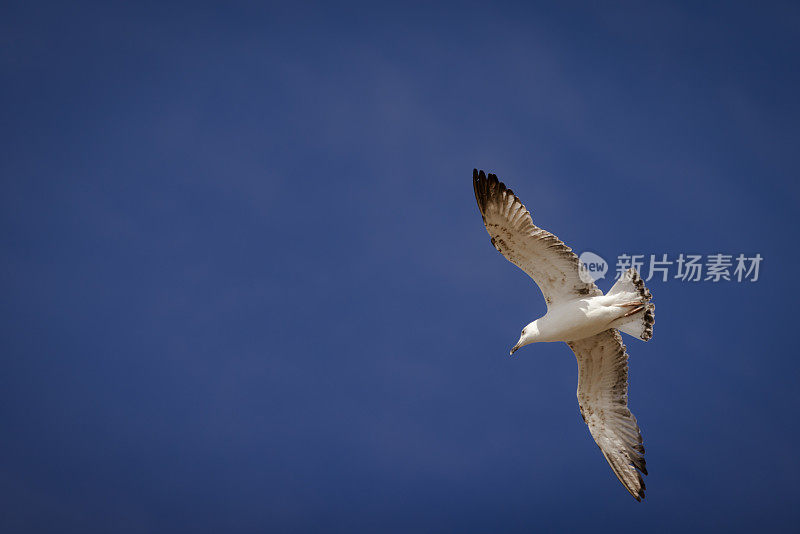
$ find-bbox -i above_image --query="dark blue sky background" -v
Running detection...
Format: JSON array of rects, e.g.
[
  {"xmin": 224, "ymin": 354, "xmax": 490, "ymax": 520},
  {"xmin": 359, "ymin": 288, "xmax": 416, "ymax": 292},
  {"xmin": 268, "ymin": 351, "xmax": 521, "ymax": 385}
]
[{"xmin": 2, "ymin": 1, "xmax": 799, "ymax": 532}]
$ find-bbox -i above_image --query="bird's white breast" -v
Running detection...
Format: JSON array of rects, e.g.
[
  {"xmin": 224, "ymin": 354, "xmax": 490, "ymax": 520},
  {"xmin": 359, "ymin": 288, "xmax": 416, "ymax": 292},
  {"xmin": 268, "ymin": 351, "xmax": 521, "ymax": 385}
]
[{"xmin": 536, "ymin": 295, "xmax": 622, "ymax": 342}]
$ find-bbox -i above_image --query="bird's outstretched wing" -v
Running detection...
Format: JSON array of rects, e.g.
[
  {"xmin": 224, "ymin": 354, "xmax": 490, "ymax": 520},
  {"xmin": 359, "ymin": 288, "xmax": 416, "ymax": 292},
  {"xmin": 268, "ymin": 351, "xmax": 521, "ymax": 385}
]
[
  {"xmin": 472, "ymin": 169, "xmax": 601, "ymax": 307},
  {"xmin": 568, "ymin": 329, "xmax": 647, "ymax": 501}
]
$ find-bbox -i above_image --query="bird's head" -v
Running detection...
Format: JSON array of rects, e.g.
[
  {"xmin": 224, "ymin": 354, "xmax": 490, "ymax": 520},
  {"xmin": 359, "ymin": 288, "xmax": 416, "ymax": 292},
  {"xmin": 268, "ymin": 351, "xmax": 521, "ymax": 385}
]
[{"xmin": 510, "ymin": 321, "xmax": 541, "ymax": 355}]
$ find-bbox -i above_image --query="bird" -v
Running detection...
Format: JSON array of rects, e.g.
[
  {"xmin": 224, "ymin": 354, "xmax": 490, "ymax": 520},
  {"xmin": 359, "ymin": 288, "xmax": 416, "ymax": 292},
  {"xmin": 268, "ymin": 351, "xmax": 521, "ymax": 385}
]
[{"xmin": 472, "ymin": 169, "xmax": 654, "ymax": 501}]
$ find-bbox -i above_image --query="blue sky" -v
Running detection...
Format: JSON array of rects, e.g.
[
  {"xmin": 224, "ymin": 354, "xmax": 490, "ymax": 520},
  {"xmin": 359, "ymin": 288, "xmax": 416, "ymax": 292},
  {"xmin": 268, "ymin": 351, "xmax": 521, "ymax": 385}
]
[{"xmin": 1, "ymin": 1, "xmax": 799, "ymax": 532}]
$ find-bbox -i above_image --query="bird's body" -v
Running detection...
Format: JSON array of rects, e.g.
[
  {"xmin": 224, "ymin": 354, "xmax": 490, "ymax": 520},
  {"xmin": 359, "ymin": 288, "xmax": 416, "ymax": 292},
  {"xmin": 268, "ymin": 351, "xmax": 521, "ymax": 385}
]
[
  {"xmin": 524, "ymin": 293, "xmax": 645, "ymax": 343},
  {"xmin": 472, "ymin": 169, "xmax": 654, "ymax": 501}
]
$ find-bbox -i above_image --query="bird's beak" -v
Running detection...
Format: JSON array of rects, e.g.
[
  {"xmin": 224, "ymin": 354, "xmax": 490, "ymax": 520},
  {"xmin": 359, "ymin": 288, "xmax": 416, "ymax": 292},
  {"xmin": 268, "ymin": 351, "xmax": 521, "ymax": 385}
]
[{"xmin": 510, "ymin": 343, "xmax": 521, "ymax": 356}]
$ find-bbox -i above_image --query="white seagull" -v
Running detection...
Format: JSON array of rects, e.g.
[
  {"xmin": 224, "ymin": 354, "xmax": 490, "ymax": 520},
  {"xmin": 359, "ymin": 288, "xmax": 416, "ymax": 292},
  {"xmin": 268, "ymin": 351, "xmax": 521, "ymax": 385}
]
[{"xmin": 473, "ymin": 169, "xmax": 654, "ymax": 501}]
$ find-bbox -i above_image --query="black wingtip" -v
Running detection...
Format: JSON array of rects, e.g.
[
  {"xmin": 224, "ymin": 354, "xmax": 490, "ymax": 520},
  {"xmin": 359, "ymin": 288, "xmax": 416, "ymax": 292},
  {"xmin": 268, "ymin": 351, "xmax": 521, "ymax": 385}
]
[
  {"xmin": 473, "ymin": 169, "xmax": 502, "ymax": 188},
  {"xmin": 473, "ymin": 169, "xmax": 519, "ymax": 218},
  {"xmin": 628, "ymin": 481, "xmax": 646, "ymax": 502}
]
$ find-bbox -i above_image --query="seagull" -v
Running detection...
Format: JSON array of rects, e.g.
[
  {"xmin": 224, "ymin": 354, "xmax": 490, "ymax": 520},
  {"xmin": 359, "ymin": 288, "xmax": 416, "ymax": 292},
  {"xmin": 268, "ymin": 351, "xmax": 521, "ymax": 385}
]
[{"xmin": 472, "ymin": 169, "xmax": 654, "ymax": 501}]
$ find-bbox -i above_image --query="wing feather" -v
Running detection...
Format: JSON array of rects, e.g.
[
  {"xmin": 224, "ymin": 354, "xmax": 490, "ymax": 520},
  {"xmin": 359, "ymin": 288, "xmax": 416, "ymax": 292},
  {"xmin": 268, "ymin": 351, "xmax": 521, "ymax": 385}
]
[
  {"xmin": 472, "ymin": 170, "xmax": 601, "ymax": 307},
  {"xmin": 568, "ymin": 329, "xmax": 647, "ymax": 501}
]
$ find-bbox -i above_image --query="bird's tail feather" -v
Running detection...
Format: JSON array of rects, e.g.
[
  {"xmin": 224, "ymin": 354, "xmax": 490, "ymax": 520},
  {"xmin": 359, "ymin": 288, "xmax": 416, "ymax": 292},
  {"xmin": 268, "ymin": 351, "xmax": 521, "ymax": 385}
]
[{"xmin": 608, "ymin": 268, "xmax": 655, "ymax": 341}]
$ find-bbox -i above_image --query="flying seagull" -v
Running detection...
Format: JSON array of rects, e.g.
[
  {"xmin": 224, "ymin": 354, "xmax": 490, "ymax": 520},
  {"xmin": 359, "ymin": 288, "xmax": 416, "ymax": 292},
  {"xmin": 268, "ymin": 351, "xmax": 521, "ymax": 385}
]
[{"xmin": 472, "ymin": 169, "xmax": 654, "ymax": 501}]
